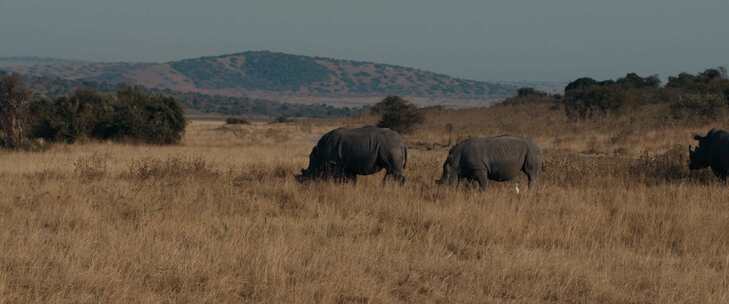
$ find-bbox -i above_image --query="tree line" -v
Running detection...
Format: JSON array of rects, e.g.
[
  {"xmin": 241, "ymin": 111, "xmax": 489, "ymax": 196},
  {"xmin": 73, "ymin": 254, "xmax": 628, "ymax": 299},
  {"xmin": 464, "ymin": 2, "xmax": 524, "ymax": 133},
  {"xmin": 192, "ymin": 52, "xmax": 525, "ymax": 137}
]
[
  {"xmin": 504, "ymin": 67, "xmax": 729, "ymax": 121},
  {"xmin": 0, "ymin": 74, "xmax": 186, "ymax": 149}
]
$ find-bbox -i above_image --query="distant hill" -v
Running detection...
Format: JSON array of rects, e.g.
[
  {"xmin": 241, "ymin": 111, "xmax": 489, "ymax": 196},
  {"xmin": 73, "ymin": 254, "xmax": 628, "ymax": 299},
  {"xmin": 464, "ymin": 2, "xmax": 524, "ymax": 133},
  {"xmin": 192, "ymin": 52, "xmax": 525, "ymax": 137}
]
[
  {"xmin": 0, "ymin": 56, "xmax": 90, "ymax": 68},
  {"xmin": 0, "ymin": 51, "xmax": 517, "ymax": 105},
  {"xmin": 0, "ymin": 69, "xmax": 361, "ymax": 119}
]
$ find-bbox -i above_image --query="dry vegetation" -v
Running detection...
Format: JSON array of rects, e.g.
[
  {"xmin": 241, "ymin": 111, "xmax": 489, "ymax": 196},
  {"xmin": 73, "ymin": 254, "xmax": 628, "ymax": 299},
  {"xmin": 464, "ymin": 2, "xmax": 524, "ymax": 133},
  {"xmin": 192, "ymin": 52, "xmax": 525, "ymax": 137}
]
[{"xmin": 2, "ymin": 103, "xmax": 729, "ymax": 303}]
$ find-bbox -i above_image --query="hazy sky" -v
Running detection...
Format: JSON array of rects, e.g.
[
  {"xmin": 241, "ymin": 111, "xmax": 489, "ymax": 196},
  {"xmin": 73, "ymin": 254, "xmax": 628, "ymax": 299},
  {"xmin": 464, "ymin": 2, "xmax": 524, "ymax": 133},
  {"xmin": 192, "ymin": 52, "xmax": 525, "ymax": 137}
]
[{"xmin": 1, "ymin": 0, "xmax": 727, "ymax": 82}]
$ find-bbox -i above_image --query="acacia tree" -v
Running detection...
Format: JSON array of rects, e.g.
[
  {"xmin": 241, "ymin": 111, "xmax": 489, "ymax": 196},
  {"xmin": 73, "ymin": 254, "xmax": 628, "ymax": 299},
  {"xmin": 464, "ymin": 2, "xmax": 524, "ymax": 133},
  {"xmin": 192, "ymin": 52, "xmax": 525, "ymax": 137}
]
[
  {"xmin": 371, "ymin": 96, "xmax": 424, "ymax": 134},
  {"xmin": 0, "ymin": 74, "xmax": 31, "ymax": 148}
]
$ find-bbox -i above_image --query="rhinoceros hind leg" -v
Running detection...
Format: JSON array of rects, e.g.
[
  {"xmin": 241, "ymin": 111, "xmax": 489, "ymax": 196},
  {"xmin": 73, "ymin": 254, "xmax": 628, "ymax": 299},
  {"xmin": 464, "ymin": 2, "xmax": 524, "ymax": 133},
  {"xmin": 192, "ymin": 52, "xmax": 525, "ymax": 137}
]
[{"xmin": 473, "ymin": 170, "xmax": 489, "ymax": 191}]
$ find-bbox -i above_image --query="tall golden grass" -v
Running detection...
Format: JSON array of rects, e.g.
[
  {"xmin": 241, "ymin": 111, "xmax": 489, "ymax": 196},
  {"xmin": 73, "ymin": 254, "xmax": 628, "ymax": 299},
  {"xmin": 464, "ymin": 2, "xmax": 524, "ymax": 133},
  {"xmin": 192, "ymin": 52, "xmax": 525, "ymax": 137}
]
[{"xmin": 1, "ymin": 105, "xmax": 729, "ymax": 303}]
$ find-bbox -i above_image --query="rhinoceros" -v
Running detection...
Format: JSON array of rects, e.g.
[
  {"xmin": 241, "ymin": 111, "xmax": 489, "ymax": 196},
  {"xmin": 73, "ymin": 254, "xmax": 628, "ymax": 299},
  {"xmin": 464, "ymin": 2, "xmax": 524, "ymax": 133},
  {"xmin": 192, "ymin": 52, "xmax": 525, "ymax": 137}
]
[
  {"xmin": 295, "ymin": 126, "xmax": 407, "ymax": 184},
  {"xmin": 689, "ymin": 128, "xmax": 729, "ymax": 181},
  {"xmin": 437, "ymin": 135, "xmax": 541, "ymax": 190}
]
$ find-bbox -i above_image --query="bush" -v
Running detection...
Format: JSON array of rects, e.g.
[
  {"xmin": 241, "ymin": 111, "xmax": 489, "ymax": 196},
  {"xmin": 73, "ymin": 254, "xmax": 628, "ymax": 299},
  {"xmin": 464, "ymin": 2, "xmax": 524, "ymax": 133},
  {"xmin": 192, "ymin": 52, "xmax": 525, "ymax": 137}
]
[
  {"xmin": 500, "ymin": 87, "xmax": 560, "ymax": 107},
  {"xmin": 225, "ymin": 117, "xmax": 250, "ymax": 125},
  {"xmin": 564, "ymin": 85, "xmax": 627, "ymax": 119},
  {"xmin": 562, "ymin": 73, "xmax": 667, "ymax": 120},
  {"xmin": 29, "ymin": 89, "xmax": 113, "ymax": 143},
  {"xmin": 101, "ymin": 87, "xmax": 186, "ymax": 144},
  {"xmin": 516, "ymin": 87, "xmax": 548, "ymax": 97},
  {"xmin": 669, "ymin": 93, "xmax": 727, "ymax": 120},
  {"xmin": 372, "ymin": 96, "xmax": 424, "ymax": 134},
  {"xmin": 271, "ymin": 116, "xmax": 293, "ymax": 124},
  {"xmin": 28, "ymin": 87, "xmax": 186, "ymax": 145}
]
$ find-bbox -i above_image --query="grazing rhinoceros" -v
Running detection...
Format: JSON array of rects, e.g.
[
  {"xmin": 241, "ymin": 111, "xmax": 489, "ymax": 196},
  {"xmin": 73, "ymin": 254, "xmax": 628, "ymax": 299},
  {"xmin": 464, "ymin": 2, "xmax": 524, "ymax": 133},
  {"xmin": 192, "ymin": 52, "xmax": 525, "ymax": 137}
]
[
  {"xmin": 295, "ymin": 126, "xmax": 407, "ymax": 184},
  {"xmin": 437, "ymin": 135, "xmax": 541, "ymax": 190},
  {"xmin": 689, "ymin": 128, "xmax": 729, "ymax": 182}
]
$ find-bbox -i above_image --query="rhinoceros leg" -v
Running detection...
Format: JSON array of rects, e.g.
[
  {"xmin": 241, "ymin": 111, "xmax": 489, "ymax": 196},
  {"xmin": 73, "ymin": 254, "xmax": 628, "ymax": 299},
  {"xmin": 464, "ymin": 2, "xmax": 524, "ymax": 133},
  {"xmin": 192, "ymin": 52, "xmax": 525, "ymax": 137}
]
[
  {"xmin": 473, "ymin": 170, "xmax": 489, "ymax": 191},
  {"xmin": 383, "ymin": 172, "xmax": 405, "ymax": 185},
  {"xmin": 523, "ymin": 159, "xmax": 539, "ymax": 190},
  {"xmin": 710, "ymin": 167, "xmax": 727, "ymax": 184},
  {"xmin": 525, "ymin": 171, "xmax": 536, "ymax": 189}
]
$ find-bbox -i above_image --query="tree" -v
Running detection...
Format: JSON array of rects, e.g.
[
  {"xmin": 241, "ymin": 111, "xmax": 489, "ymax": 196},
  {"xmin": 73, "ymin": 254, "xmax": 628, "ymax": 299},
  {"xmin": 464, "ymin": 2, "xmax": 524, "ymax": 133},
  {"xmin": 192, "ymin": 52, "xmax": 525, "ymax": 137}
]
[
  {"xmin": 565, "ymin": 77, "xmax": 599, "ymax": 91},
  {"xmin": 0, "ymin": 74, "xmax": 31, "ymax": 148},
  {"xmin": 29, "ymin": 89, "xmax": 114, "ymax": 143},
  {"xmin": 105, "ymin": 86, "xmax": 187, "ymax": 144},
  {"xmin": 516, "ymin": 87, "xmax": 548, "ymax": 97},
  {"xmin": 372, "ymin": 96, "xmax": 424, "ymax": 134},
  {"xmin": 616, "ymin": 73, "xmax": 661, "ymax": 89},
  {"xmin": 564, "ymin": 85, "xmax": 626, "ymax": 119}
]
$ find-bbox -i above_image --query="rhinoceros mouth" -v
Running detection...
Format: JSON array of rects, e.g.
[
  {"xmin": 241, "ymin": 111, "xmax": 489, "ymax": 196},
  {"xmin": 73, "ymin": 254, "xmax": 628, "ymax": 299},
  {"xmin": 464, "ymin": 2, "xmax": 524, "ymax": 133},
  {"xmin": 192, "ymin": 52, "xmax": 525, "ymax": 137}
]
[{"xmin": 294, "ymin": 169, "xmax": 310, "ymax": 183}]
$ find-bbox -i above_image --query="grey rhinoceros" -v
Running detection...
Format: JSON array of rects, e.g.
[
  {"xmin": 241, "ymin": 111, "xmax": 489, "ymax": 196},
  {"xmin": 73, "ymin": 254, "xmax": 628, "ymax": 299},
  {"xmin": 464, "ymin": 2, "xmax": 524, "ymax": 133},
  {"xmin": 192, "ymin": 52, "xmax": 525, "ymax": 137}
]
[
  {"xmin": 437, "ymin": 135, "xmax": 542, "ymax": 190},
  {"xmin": 295, "ymin": 126, "xmax": 407, "ymax": 184},
  {"xmin": 689, "ymin": 128, "xmax": 729, "ymax": 182}
]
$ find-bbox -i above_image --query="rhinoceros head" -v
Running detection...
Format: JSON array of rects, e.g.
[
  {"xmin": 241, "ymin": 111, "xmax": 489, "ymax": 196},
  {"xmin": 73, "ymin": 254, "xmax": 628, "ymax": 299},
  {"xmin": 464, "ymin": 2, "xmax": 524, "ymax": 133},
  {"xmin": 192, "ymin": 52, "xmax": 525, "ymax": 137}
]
[
  {"xmin": 436, "ymin": 156, "xmax": 458, "ymax": 185},
  {"xmin": 689, "ymin": 133, "xmax": 711, "ymax": 170},
  {"xmin": 295, "ymin": 146, "xmax": 337, "ymax": 183},
  {"xmin": 295, "ymin": 168, "xmax": 311, "ymax": 183},
  {"xmin": 296, "ymin": 146, "xmax": 320, "ymax": 183}
]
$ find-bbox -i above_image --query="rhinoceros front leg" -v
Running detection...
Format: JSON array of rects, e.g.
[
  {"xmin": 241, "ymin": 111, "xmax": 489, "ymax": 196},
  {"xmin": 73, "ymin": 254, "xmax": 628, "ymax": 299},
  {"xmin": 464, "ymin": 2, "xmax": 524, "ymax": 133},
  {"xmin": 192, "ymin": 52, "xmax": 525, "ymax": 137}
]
[{"xmin": 711, "ymin": 167, "xmax": 728, "ymax": 184}]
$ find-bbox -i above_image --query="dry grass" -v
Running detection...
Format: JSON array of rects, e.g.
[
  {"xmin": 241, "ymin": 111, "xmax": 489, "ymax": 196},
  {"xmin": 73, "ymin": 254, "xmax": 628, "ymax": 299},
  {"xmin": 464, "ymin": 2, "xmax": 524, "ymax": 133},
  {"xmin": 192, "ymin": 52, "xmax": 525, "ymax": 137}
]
[{"xmin": 2, "ymin": 106, "xmax": 729, "ymax": 303}]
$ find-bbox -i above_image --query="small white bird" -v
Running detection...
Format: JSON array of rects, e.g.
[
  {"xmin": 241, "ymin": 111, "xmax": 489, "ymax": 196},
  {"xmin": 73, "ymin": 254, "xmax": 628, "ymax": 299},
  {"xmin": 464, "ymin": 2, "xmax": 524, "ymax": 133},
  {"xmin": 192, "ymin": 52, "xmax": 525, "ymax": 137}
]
[{"xmin": 515, "ymin": 184, "xmax": 520, "ymax": 194}]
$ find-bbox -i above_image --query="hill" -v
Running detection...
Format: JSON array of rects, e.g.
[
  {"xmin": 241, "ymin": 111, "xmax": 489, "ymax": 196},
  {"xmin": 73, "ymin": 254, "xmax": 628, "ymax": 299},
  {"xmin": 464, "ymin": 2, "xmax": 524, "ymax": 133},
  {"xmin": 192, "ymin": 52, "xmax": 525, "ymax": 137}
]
[
  {"xmin": 0, "ymin": 51, "xmax": 517, "ymax": 105},
  {"xmin": 0, "ymin": 70, "xmax": 361, "ymax": 119},
  {"xmin": 0, "ymin": 56, "xmax": 90, "ymax": 68}
]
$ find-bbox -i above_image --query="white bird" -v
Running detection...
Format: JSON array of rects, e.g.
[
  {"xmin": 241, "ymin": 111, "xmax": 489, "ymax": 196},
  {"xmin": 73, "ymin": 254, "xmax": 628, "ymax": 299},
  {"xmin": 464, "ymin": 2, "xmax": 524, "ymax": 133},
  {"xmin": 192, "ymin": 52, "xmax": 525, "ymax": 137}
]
[{"xmin": 515, "ymin": 185, "xmax": 520, "ymax": 194}]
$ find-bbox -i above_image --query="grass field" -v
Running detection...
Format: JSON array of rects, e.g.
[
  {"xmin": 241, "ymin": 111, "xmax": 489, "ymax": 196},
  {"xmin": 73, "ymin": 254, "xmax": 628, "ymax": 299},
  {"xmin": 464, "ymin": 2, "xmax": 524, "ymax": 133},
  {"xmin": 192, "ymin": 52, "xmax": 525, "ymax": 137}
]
[{"xmin": 2, "ymin": 104, "xmax": 729, "ymax": 303}]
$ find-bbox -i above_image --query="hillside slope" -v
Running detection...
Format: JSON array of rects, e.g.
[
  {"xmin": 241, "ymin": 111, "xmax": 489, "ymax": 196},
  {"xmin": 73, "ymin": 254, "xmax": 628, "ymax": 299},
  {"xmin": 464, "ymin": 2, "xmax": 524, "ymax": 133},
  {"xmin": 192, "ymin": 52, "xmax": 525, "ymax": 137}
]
[
  {"xmin": 0, "ymin": 70, "xmax": 360, "ymax": 119},
  {"xmin": 1, "ymin": 51, "xmax": 516, "ymax": 104}
]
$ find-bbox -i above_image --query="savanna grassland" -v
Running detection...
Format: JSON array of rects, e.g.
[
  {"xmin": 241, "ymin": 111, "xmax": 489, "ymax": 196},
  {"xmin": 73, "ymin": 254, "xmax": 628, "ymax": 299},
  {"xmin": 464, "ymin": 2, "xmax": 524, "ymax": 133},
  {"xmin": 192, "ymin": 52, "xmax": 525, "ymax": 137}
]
[{"xmin": 2, "ymin": 102, "xmax": 729, "ymax": 303}]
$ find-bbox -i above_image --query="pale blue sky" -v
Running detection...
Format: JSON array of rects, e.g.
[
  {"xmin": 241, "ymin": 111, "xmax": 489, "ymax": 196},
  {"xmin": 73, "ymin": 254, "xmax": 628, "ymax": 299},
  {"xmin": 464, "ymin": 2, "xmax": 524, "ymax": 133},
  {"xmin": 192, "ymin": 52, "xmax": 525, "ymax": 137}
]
[{"xmin": 1, "ymin": 0, "xmax": 727, "ymax": 81}]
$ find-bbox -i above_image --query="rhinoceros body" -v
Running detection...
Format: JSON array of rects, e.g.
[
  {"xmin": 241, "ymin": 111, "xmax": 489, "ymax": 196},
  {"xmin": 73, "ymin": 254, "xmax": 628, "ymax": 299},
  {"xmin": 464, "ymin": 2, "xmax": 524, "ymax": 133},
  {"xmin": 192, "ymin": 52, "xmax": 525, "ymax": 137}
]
[
  {"xmin": 438, "ymin": 136, "xmax": 541, "ymax": 190},
  {"xmin": 296, "ymin": 126, "xmax": 407, "ymax": 184}
]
